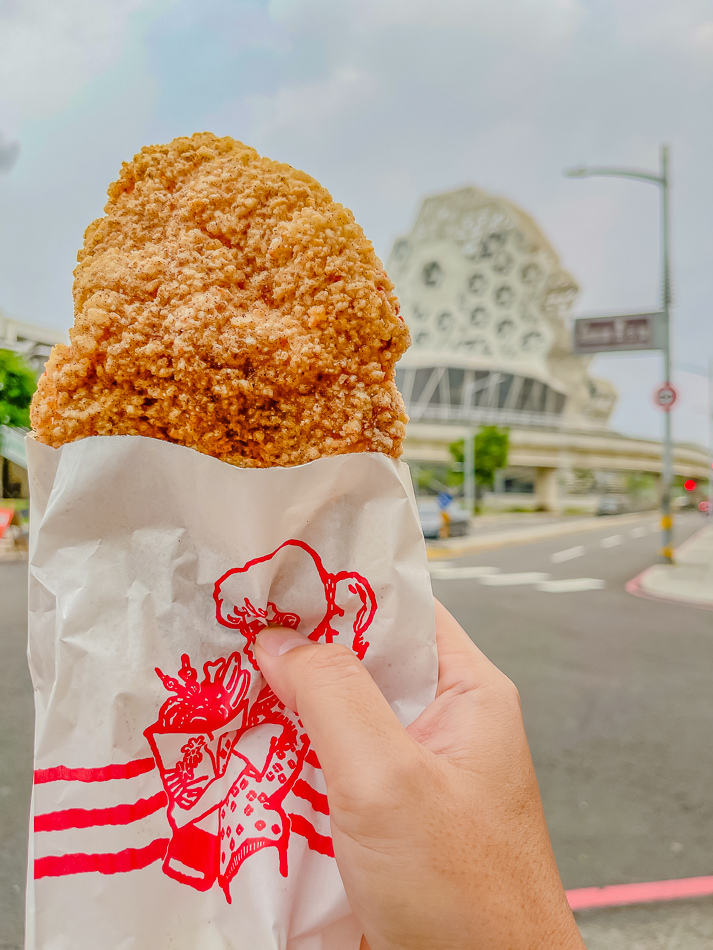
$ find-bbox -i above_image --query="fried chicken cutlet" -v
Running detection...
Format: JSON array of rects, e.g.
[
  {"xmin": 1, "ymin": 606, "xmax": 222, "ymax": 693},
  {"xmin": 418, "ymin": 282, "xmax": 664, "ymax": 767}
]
[{"xmin": 31, "ymin": 133, "xmax": 410, "ymax": 467}]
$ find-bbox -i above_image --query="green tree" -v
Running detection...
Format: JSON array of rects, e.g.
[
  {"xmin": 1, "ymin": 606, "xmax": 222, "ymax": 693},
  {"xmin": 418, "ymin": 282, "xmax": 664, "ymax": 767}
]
[
  {"xmin": 449, "ymin": 426, "xmax": 509, "ymax": 507},
  {"xmin": 0, "ymin": 349, "xmax": 36, "ymax": 428}
]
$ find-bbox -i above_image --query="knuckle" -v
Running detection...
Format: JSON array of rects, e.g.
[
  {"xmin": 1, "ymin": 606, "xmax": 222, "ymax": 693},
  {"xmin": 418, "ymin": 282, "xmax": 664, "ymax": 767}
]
[
  {"xmin": 302, "ymin": 643, "xmax": 361, "ymax": 681},
  {"xmin": 499, "ymin": 675, "xmax": 522, "ymax": 709}
]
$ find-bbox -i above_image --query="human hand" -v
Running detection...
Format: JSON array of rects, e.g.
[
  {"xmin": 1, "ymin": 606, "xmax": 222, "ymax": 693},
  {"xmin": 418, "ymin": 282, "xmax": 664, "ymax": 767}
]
[{"xmin": 255, "ymin": 599, "xmax": 585, "ymax": 950}]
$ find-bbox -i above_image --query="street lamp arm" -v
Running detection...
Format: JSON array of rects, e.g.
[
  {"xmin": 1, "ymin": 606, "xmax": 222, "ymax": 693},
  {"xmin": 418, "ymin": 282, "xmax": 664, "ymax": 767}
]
[{"xmin": 564, "ymin": 166, "xmax": 664, "ymax": 185}]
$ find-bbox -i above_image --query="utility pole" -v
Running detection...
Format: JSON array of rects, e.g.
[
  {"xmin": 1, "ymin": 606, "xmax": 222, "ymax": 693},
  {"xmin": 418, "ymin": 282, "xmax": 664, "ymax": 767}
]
[
  {"xmin": 709, "ymin": 355, "xmax": 713, "ymax": 519},
  {"xmin": 565, "ymin": 144, "xmax": 675, "ymax": 562},
  {"xmin": 660, "ymin": 145, "xmax": 674, "ymax": 559},
  {"xmin": 464, "ymin": 427, "xmax": 475, "ymax": 516}
]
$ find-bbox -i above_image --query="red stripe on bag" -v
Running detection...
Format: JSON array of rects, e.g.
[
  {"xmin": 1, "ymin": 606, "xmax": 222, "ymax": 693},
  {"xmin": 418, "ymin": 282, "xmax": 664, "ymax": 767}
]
[
  {"xmin": 34, "ymin": 791, "xmax": 168, "ymax": 832},
  {"xmin": 292, "ymin": 779, "xmax": 329, "ymax": 815},
  {"xmin": 34, "ymin": 838, "xmax": 170, "ymax": 879},
  {"xmin": 289, "ymin": 813, "xmax": 334, "ymax": 857},
  {"xmin": 34, "ymin": 758, "xmax": 156, "ymax": 784}
]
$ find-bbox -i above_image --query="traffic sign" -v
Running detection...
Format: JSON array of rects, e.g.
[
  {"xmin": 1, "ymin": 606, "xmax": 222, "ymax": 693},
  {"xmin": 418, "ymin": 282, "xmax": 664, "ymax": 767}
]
[
  {"xmin": 572, "ymin": 311, "xmax": 666, "ymax": 354},
  {"xmin": 653, "ymin": 382, "xmax": 677, "ymax": 410},
  {"xmin": 437, "ymin": 492, "xmax": 453, "ymax": 511}
]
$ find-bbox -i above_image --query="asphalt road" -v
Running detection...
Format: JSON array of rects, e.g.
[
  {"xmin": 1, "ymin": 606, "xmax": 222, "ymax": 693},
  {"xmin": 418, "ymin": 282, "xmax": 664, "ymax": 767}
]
[
  {"xmin": 1, "ymin": 560, "xmax": 33, "ymax": 950},
  {"xmin": 1, "ymin": 511, "xmax": 711, "ymax": 947},
  {"xmin": 430, "ymin": 510, "xmax": 713, "ymax": 892}
]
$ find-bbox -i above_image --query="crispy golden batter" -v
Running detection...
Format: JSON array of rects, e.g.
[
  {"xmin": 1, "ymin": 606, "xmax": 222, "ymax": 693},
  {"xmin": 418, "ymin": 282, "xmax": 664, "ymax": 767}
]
[{"xmin": 31, "ymin": 133, "xmax": 409, "ymax": 466}]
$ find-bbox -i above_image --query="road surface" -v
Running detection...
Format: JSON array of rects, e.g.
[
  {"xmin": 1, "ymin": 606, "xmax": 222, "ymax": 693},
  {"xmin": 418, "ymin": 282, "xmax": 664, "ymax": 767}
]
[
  {"xmin": 429, "ymin": 510, "xmax": 713, "ymax": 893},
  {"xmin": 1, "ymin": 510, "xmax": 711, "ymax": 947}
]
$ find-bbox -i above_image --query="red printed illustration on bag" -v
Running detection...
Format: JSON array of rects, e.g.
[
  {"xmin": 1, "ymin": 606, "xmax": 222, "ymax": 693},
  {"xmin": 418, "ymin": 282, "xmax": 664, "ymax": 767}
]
[{"xmin": 32, "ymin": 540, "xmax": 376, "ymax": 901}]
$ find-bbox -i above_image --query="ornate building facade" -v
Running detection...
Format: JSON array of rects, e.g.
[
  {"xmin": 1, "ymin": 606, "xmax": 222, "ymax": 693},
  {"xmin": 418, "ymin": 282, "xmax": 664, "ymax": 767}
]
[{"xmin": 387, "ymin": 187, "xmax": 706, "ymax": 509}]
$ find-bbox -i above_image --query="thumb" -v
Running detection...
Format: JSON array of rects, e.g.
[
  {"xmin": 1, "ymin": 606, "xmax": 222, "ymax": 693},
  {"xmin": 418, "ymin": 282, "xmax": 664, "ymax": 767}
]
[{"xmin": 255, "ymin": 627, "xmax": 410, "ymax": 797}]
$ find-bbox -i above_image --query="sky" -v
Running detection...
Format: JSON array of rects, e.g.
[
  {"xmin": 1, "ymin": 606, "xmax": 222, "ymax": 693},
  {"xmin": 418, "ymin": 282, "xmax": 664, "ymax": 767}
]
[{"xmin": 1, "ymin": 0, "xmax": 712, "ymax": 448}]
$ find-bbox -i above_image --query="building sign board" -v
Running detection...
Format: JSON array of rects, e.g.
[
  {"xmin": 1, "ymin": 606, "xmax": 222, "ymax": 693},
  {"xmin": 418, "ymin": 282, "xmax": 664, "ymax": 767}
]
[{"xmin": 572, "ymin": 311, "xmax": 667, "ymax": 354}]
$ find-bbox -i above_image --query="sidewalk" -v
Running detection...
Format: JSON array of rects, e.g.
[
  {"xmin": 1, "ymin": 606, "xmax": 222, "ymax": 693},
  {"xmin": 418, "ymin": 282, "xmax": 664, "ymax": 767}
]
[
  {"xmin": 629, "ymin": 523, "xmax": 713, "ymax": 610},
  {"xmin": 427, "ymin": 511, "xmax": 655, "ymax": 560},
  {"xmin": 0, "ymin": 537, "xmax": 26, "ymax": 563}
]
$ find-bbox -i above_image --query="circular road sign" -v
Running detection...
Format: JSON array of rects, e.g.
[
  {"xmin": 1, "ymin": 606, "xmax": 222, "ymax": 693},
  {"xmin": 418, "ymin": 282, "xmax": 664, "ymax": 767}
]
[{"xmin": 654, "ymin": 382, "xmax": 678, "ymax": 410}]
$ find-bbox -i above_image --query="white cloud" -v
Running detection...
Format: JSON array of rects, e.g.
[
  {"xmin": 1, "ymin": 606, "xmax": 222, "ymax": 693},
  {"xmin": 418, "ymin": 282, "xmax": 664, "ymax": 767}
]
[
  {"xmin": 0, "ymin": 0, "xmax": 163, "ymax": 127},
  {"xmin": 692, "ymin": 21, "xmax": 713, "ymax": 49},
  {"xmin": 248, "ymin": 66, "xmax": 377, "ymax": 147},
  {"xmin": 269, "ymin": 0, "xmax": 582, "ymax": 45},
  {"xmin": 3, "ymin": 0, "xmax": 713, "ymax": 445}
]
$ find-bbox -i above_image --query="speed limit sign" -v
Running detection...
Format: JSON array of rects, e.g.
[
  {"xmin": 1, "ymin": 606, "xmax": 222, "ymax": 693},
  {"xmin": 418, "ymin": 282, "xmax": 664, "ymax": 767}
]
[{"xmin": 654, "ymin": 382, "xmax": 678, "ymax": 410}]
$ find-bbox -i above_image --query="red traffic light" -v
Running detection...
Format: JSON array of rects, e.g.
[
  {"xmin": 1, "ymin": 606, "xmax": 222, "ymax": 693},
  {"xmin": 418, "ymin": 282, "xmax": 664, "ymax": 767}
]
[{"xmin": 684, "ymin": 479, "xmax": 697, "ymax": 492}]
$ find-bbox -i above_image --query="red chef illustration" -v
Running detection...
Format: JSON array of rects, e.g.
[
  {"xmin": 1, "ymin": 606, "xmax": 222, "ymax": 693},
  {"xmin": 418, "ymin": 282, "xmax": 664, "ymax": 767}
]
[{"xmin": 144, "ymin": 540, "xmax": 377, "ymax": 901}]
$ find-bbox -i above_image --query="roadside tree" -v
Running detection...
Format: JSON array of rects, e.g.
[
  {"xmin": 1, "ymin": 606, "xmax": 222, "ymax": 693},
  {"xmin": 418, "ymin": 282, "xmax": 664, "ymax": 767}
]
[{"xmin": 449, "ymin": 426, "xmax": 509, "ymax": 510}]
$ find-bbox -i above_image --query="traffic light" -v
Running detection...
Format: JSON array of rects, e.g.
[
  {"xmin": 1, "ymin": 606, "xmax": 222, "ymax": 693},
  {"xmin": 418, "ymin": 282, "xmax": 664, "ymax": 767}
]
[{"xmin": 684, "ymin": 479, "xmax": 697, "ymax": 492}]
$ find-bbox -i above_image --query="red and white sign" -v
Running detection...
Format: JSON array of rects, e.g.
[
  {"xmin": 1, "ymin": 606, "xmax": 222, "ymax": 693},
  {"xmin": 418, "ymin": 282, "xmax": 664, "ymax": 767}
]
[
  {"xmin": 654, "ymin": 383, "xmax": 678, "ymax": 410},
  {"xmin": 0, "ymin": 508, "xmax": 13, "ymax": 540}
]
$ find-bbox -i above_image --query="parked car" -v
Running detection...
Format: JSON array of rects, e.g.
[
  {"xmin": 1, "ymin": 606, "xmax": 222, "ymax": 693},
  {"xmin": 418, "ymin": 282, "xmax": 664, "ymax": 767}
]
[
  {"xmin": 417, "ymin": 499, "xmax": 470, "ymax": 539},
  {"xmin": 596, "ymin": 495, "xmax": 624, "ymax": 516}
]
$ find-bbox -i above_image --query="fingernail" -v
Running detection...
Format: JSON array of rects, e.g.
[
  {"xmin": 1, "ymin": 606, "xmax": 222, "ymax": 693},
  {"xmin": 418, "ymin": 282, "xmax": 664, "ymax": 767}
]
[{"xmin": 256, "ymin": 627, "xmax": 311, "ymax": 657}]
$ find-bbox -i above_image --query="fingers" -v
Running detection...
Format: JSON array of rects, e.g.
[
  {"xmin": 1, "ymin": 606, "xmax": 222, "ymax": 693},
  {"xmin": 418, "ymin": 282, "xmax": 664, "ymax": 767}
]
[
  {"xmin": 432, "ymin": 598, "xmax": 511, "ymax": 696},
  {"xmin": 255, "ymin": 627, "xmax": 412, "ymax": 794}
]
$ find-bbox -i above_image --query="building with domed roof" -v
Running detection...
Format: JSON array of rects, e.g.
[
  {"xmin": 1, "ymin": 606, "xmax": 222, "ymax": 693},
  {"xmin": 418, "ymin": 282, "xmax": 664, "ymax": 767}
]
[{"xmin": 387, "ymin": 187, "xmax": 708, "ymax": 510}]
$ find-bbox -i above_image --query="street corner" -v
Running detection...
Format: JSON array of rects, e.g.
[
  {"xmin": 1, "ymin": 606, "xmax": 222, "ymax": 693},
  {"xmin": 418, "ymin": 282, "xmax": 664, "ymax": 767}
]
[{"xmin": 627, "ymin": 523, "xmax": 713, "ymax": 611}]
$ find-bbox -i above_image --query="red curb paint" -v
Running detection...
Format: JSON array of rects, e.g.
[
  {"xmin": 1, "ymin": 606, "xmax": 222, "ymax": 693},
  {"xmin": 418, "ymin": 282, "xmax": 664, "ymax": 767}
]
[
  {"xmin": 567, "ymin": 875, "xmax": 713, "ymax": 911},
  {"xmin": 626, "ymin": 565, "xmax": 713, "ymax": 612},
  {"xmin": 625, "ymin": 523, "xmax": 713, "ymax": 612}
]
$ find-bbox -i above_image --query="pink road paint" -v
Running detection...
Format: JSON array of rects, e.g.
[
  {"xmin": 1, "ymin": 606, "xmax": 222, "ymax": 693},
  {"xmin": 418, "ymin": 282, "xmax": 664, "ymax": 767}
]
[
  {"xmin": 626, "ymin": 523, "xmax": 713, "ymax": 611},
  {"xmin": 567, "ymin": 875, "xmax": 713, "ymax": 911}
]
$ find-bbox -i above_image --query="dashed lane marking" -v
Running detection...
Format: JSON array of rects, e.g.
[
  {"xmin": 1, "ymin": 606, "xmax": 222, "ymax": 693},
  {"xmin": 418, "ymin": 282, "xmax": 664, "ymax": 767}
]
[
  {"xmin": 550, "ymin": 545, "xmax": 585, "ymax": 563},
  {"xmin": 429, "ymin": 566, "xmax": 501, "ymax": 580},
  {"xmin": 479, "ymin": 572, "xmax": 551, "ymax": 586},
  {"xmin": 600, "ymin": 535, "xmax": 622, "ymax": 548},
  {"xmin": 630, "ymin": 527, "xmax": 647, "ymax": 538},
  {"xmin": 536, "ymin": 578, "xmax": 606, "ymax": 593}
]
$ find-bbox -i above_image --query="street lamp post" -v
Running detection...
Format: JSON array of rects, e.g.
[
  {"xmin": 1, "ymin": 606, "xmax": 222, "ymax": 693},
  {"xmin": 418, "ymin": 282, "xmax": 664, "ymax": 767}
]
[{"xmin": 565, "ymin": 144, "xmax": 674, "ymax": 563}]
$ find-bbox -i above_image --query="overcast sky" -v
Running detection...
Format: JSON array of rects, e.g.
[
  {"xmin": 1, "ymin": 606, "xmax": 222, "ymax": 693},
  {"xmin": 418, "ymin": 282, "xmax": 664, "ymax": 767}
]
[{"xmin": 1, "ymin": 0, "xmax": 712, "ymax": 448}]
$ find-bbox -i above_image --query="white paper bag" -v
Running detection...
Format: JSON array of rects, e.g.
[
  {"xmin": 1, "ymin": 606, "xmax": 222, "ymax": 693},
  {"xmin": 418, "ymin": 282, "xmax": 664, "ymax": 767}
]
[{"xmin": 25, "ymin": 435, "xmax": 437, "ymax": 950}]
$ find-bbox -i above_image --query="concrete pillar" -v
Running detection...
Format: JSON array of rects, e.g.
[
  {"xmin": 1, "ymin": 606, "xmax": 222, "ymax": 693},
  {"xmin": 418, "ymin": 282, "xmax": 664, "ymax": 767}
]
[{"xmin": 535, "ymin": 466, "xmax": 559, "ymax": 512}]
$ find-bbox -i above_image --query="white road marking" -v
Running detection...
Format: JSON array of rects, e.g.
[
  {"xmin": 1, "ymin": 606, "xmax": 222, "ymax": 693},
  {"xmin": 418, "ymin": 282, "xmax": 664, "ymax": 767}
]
[
  {"xmin": 536, "ymin": 578, "xmax": 606, "ymax": 593},
  {"xmin": 429, "ymin": 561, "xmax": 454, "ymax": 571},
  {"xmin": 600, "ymin": 535, "xmax": 622, "ymax": 548},
  {"xmin": 429, "ymin": 566, "xmax": 501, "ymax": 580},
  {"xmin": 630, "ymin": 527, "xmax": 647, "ymax": 538},
  {"xmin": 479, "ymin": 572, "xmax": 551, "ymax": 586},
  {"xmin": 550, "ymin": 545, "xmax": 585, "ymax": 563}
]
